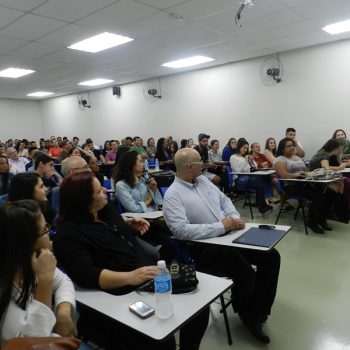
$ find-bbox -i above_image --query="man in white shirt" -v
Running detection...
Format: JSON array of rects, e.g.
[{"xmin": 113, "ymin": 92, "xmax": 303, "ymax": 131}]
[
  {"xmin": 163, "ymin": 148, "xmax": 281, "ymax": 344},
  {"xmin": 6, "ymin": 147, "xmax": 29, "ymax": 174}
]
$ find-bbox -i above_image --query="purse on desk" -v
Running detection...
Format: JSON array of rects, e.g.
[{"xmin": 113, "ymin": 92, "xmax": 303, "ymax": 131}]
[
  {"xmin": 2, "ymin": 337, "xmax": 81, "ymax": 350},
  {"xmin": 139, "ymin": 262, "xmax": 199, "ymax": 294}
]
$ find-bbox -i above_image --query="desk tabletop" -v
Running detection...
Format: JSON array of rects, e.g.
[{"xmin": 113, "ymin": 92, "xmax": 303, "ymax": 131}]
[
  {"xmin": 341, "ymin": 168, "xmax": 350, "ymax": 173},
  {"xmin": 231, "ymin": 169, "xmax": 276, "ymax": 176},
  {"xmin": 75, "ymin": 272, "xmax": 232, "ymax": 341},
  {"xmin": 190, "ymin": 223, "xmax": 291, "ymax": 251},
  {"xmin": 280, "ymin": 178, "xmax": 337, "ymax": 183}
]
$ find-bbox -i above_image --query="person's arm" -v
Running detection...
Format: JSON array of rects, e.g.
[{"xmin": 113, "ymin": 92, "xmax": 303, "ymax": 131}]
[
  {"xmin": 295, "ymin": 142, "xmax": 305, "ymax": 158},
  {"xmin": 163, "ymin": 192, "xmax": 225, "ymax": 240},
  {"xmin": 263, "ymin": 150, "xmax": 275, "ymax": 164},
  {"xmin": 320, "ymin": 159, "xmax": 347, "ymax": 171},
  {"xmin": 147, "ymin": 178, "xmax": 163, "ymax": 206},
  {"xmin": 115, "ymin": 181, "xmax": 149, "ymax": 212}
]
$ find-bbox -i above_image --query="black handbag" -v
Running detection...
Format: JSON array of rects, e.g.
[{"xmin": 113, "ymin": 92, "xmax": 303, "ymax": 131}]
[{"xmin": 139, "ymin": 262, "xmax": 199, "ymax": 294}]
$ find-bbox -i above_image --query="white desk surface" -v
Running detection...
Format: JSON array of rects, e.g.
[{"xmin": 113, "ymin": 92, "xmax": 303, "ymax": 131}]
[
  {"xmin": 190, "ymin": 223, "xmax": 291, "ymax": 251},
  {"xmin": 75, "ymin": 272, "xmax": 232, "ymax": 341},
  {"xmin": 341, "ymin": 168, "xmax": 350, "ymax": 173},
  {"xmin": 122, "ymin": 211, "xmax": 163, "ymax": 219},
  {"xmin": 279, "ymin": 178, "xmax": 337, "ymax": 183},
  {"xmin": 231, "ymin": 170, "xmax": 276, "ymax": 176}
]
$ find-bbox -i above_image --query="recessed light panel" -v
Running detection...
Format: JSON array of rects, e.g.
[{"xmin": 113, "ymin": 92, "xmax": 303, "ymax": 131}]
[
  {"xmin": 68, "ymin": 32, "xmax": 134, "ymax": 53},
  {"xmin": 27, "ymin": 91, "xmax": 54, "ymax": 97},
  {"xmin": 78, "ymin": 79, "xmax": 114, "ymax": 86},
  {"xmin": 322, "ymin": 19, "xmax": 350, "ymax": 34},
  {"xmin": 0, "ymin": 68, "xmax": 35, "ymax": 78},
  {"xmin": 162, "ymin": 56, "xmax": 215, "ymax": 68}
]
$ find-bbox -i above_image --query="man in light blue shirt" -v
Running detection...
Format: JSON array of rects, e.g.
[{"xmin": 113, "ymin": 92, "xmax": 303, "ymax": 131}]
[{"xmin": 163, "ymin": 148, "xmax": 281, "ymax": 344}]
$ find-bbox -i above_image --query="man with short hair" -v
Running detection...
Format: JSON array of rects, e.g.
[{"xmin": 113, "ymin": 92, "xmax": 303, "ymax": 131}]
[
  {"xmin": 72, "ymin": 136, "xmax": 80, "ymax": 147},
  {"xmin": 130, "ymin": 136, "xmax": 147, "ymax": 158},
  {"xmin": 105, "ymin": 140, "xmax": 118, "ymax": 165},
  {"xmin": 85, "ymin": 138, "xmax": 103, "ymax": 160},
  {"xmin": 194, "ymin": 133, "xmax": 221, "ymax": 186},
  {"xmin": 163, "ymin": 148, "xmax": 281, "ymax": 344},
  {"xmin": 35, "ymin": 153, "xmax": 63, "ymax": 189},
  {"xmin": 6, "ymin": 147, "xmax": 29, "ymax": 174},
  {"xmin": 58, "ymin": 140, "xmax": 73, "ymax": 162},
  {"xmin": 125, "ymin": 136, "xmax": 133, "ymax": 147},
  {"xmin": 61, "ymin": 156, "xmax": 90, "ymax": 177},
  {"xmin": 285, "ymin": 127, "xmax": 305, "ymax": 158}
]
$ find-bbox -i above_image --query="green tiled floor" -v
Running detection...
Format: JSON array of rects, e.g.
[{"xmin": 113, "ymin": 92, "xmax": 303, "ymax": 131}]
[{"xmin": 200, "ymin": 201, "xmax": 350, "ymax": 350}]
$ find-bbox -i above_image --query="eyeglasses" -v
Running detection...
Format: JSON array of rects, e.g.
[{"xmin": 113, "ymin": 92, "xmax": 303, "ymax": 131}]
[
  {"xmin": 70, "ymin": 164, "xmax": 90, "ymax": 171},
  {"xmin": 189, "ymin": 161, "xmax": 203, "ymax": 166},
  {"xmin": 285, "ymin": 144, "xmax": 295, "ymax": 148},
  {"xmin": 38, "ymin": 224, "xmax": 51, "ymax": 238}
]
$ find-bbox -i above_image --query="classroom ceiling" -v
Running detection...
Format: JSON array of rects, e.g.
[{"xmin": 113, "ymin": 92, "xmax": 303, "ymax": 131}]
[{"xmin": 0, "ymin": 0, "xmax": 349, "ymax": 99}]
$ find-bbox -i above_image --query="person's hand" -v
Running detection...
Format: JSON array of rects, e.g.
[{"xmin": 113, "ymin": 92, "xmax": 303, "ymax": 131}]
[
  {"xmin": 339, "ymin": 163, "xmax": 347, "ymax": 170},
  {"xmin": 54, "ymin": 303, "xmax": 76, "ymax": 337},
  {"xmin": 32, "ymin": 249, "xmax": 56, "ymax": 282},
  {"xmin": 148, "ymin": 178, "xmax": 158, "ymax": 192},
  {"xmin": 128, "ymin": 218, "xmax": 150, "ymax": 235},
  {"xmin": 231, "ymin": 218, "xmax": 245, "ymax": 230},
  {"xmin": 207, "ymin": 163, "xmax": 217, "ymax": 170},
  {"xmin": 221, "ymin": 217, "xmax": 235, "ymax": 232},
  {"xmin": 128, "ymin": 266, "xmax": 157, "ymax": 285},
  {"xmin": 261, "ymin": 162, "xmax": 269, "ymax": 168},
  {"xmin": 45, "ymin": 169, "xmax": 58, "ymax": 178}
]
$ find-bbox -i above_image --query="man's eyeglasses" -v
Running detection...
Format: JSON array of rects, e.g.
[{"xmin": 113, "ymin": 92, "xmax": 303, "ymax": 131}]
[
  {"xmin": 189, "ymin": 161, "xmax": 203, "ymax": 166},
  {"xmin": 38, "ymin": 224, "xmax": 51, "ymax": 238},
  {"xmin": 70, "ymin": 164, "xmax": 90, "ymax": 171}
]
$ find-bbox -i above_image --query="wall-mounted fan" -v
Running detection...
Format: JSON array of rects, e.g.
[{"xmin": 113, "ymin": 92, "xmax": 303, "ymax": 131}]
[
  {"xmin": 143, "ymin": 80, "xmax": 161, "ymax": 103},
  {"xmin": 260, "ymin": 56, "xmax": 283, "ymax": 87},
  {"xmin": 77, "ymin": 94, "xmax": 91, "ymax": 110}
]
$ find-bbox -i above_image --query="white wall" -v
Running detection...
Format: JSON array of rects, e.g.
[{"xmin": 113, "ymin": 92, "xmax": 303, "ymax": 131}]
[
  {"xmin": 40, "ymin": 39, "xmax": 350, "ymax": 157},
  {"xmin": 0, "ymin": 99, "xmax": 42, "ymax": 142}
]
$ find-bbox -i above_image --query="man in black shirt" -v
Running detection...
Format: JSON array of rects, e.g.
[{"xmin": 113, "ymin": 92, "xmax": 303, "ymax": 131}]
[{"xmin": 194, "ymin": 133, "xmax": 221, "ymax": 186}]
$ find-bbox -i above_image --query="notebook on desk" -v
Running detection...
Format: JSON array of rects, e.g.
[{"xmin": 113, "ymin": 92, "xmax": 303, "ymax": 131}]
[{"xmin": 232, "ymin": 227, "xmax": 287, "ymax": 249}]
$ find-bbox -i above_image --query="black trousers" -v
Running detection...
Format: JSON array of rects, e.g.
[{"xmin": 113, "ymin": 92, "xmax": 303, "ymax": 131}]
[
  {"xmin": 189, "ymin": 244, "xmax": 281, "ymax": 316},
  {"xmin": 284, "ymin": 183, "xmax": 327, "ymax": 224},
  {"xmin": 78, "ymin": 304, "xmax": 209, "ymax": 350}
]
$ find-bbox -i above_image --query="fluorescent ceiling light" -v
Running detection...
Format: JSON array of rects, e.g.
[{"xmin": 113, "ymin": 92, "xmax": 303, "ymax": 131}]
[
  {"xmin": 68, "ymin": 32, "xmax": 134, "ymax": 53},
  {"xmin": 78, "ymin": 78, "xmax": 114, "ymax": 86},
  {"xmin": 0, "ymin": 67, "xmax": 35, "ymax": 78},
  {"xmin": 27, "ymin": 91, "xmax": 54, "ymax": 97},
  {"xmin": 322, "ymin": 19, "xmax": 350, "ymax": 34},
  {"xmin": 162, "ymin": 56, "xmax": 215, "ymax": 68}
]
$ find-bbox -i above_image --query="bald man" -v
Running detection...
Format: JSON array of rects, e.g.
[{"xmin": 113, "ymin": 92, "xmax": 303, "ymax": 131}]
[
  {"xmin": 163, "ymin": 148, "xmax": 281, "ymax": 344},
  {"xmin": 61, "ymin": 156, "xmax": 89, "ymax": 177}
]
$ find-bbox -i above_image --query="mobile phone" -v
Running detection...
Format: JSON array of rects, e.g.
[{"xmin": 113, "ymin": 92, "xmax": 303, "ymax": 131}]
[
  {"xmin": 258, "ymin": 224, "xmax": 275, "ymax": 230},
  {"xmin": 143, "ymin": 170, "xmax": 150, "ymax": 183},
  {"xmin": 129, "ymin": 301, "xmax": 155, "ymax": 319}
]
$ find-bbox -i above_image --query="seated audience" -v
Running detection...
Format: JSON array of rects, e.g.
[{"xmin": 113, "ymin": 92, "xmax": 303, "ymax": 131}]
[
  {"xmin": 101, "ymin": 140, "xmax": 111, "ymax": 158},
  {"xmin": 48, "ymin": 139, "xmax": 63, "ymax": 159},
  {"xmin": 230, "ymin": 139, "xmax": 274, "ymax": 216},
  {"xmin": 0, "ymin": 155, "xmax": 14, "ymax": 195},
  {"xmin": 130, "ymin": 136, "xmax": 147, "ymax": 159},
  {"xmin": 61, "ymin": 156, "xmax": 90, "ymax": 177},
  {"xmin": 72, "ymin": 136, "xmax": 80, "ymax": 148},
  {"xmin": 156, "ymin": 137, "xmax": 173, "ymax": 170},
  {"xmin": 58, "ymin": 140, "xmax": 73, "ymax": 162},
  {"xmin": 35, "ymin": 153, "xmax": 63, "ymax": 191},
  {"xmin": 0, "ymin": 143, "xmax": 6, "ymax": 156},
  {"xmin": 251, "ymin": 143, "xmax": 272, "ymax": 168},
  {"xmin": 331, "ymin": 129, "xmax": 350, "ymax": 161},
  {"xmin": 208, "ymin": 139, "xmax": 223, "ymax": 163},
  {"xmin": 146, "ymin": 137, "xmax": 156, "ymax": 158},
  {"xmin": 180, "ymin": 139, "xmax": 188, "ymax": 149},
  {"xmin": 222, "ymin": 137, "xmax": 237, "ymax": 161},
  {"xmin": 187, "ymin": 138, "xmax": 195, "ymax": 148},
  {"xmin": 6, "ymin": 147, "xmax": 29, "ymax": 174},
  {"xmin": 264, "ymin": 137, "xmax": 277, "ymax": 164},
  {"xmin": 0, "ymin": 200, "xmax": 76, "ymax": 346},
  {"xmin": 285, "ymin": 128, "xmax": 305, "ymax": 158},
  {"xmin": 25, "ymin": 147, "xmax": 39, "ymax": 171},
  {"xmin": 194, "ymin": 133, "xmax": 221, "ymax": 186},
  {"xmin": 69, "ymin": 147, "xmax": 83, "ymax": 157},
  {"xmin": 163, "ymin": 148, "xmax": 281, "ymax": 344},
  {"xmin": 15, "ymin": 140, "xmax": 28, "ymax": 157},
  {"xmin": 54, "ymin": 171, "xmax": 209, "ymax": 350},
  {"xmin": 274, "ymin": 138, "xmax": 333, "ymax": 233},
  {"xmin": 104, "ymin": 139, "xmax": 118, "ymax": 165}
]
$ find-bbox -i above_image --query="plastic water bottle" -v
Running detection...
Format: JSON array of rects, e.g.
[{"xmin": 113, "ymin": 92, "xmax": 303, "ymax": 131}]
[
  {"xmin": 155, "ymin": 158, "xmax": 160, "ymax": 171},
  {"xmin": 144, "ymin": 159, "xmax": 149, "ymax": 171},
  {"xmin": 154, "ymin": 260, "xmax": 173, "ymax": 319}
]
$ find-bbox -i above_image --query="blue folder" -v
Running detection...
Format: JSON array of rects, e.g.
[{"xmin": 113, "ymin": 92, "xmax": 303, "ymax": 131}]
[{"xmin": 232, "ymin": 227, "xmax": 287, "ymax": 249}]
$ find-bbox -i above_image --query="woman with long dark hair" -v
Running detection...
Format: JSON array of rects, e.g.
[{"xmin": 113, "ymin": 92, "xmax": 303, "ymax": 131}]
[
  {"xmin": 155, "ymin": 137, "xmax": 172, "ymax": 170},
  {"xmin": 222, "ymin": 137, "xmax": 237, "ymax": 161},
  {"xmin": 264, "ymin": 137, "xmax": 277, "ymax": 164},
  {"xmin": 0, "ymin": 156, "xmax": 14, "ymax": 195},
  {"xmin": 0, "ymin": 200, "xmax": 75, "ymax": 345},
  {"xmin": 7, "ymin": 173, "xmax": 55, "ymax": 223},
  {"xmin": 54, "ymin": 171, "xmax": 209, "ymax": 350}
]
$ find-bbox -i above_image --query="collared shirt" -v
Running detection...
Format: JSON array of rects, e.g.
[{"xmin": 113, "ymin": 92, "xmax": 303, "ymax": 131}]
[
  {"xmin": 115, "ymin": 177, "xmax": 163, "ymax": 213},
  {"xmin": 105, "ymin": 149, "xmax": 117, "ymax": 162},
  {"xmin": 208, "ymin": 150, "xmax": 223, "ymax": 163},
  {"xmin": 163, "ymin": 175, "xmax": 240, "ymax": 240},
  {"xmin": 8, "ymin": 157, "xmax": 29, "ymax": 174}
]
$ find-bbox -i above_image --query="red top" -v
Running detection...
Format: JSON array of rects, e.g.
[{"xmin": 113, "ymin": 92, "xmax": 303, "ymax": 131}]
[
  {"xmin": 253, "ymin": 153, "xmax": 272, "ymax": 168},
  {"xmin": 48, "ymin": 147, "xmax": 63, "ymax": 158}
]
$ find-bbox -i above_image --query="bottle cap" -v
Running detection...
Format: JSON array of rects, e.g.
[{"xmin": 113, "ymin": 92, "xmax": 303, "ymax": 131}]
[{"xmin": 157, "ymin": 260, "xmax": 166, "ymax": 268}]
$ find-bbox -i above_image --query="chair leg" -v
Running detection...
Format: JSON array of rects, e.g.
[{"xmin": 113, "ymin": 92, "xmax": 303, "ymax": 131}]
[
  {"xmin": 220, "ymin": 295, "xmax": 233, "ymax": 345},
  {"xmin": 301, "ymin": 201, "xmax": 308, "ymax": 235},
  {"xmin": 294, "ymin": 202, "xmax": 301, "ymax": 220},
  {"xmin": 275, "ymin": 200, "xmax": 285, "ymax": 224},
  {"xmin": 247, "ymin": 193, "xmax": 254, "ymax": 220}
]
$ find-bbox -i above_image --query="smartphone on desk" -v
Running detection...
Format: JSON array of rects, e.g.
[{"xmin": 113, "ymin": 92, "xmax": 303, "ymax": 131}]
[
  {"xmin": 258, "ymin": 224, "xmax": 275, "ymax": 230},
  {"xmin": 129, "ymin": 301, "xmax": 155, "ymax": 319}
]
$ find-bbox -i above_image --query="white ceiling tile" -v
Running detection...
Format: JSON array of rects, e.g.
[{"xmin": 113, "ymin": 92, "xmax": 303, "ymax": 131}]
[
  {"xmin": 37, "ymin": 24, "xmax": 100, "ymax": 47},
  {"xmin": 0, "ymin": 36, "xmax": 29, "ymax": 55},
  {"xmin": 0, "ymin": 55, "xmax": 30, "ymax": 69},
  {"xmin": 0, "ymin": 0, "xmax": 47, "ymax": 11},
  {"xmin": 77, "ymin": 0, "xmax": 159, "ymax": 32},
  {"xmin": 0, "ymin": 14, "xmax": 67, "ymax": 40},
  {"xmin": 10, "ymin": 42, "xmax": 59, "ymax": 59},
  {"xmin": 0, "ymin": 6, "xmax": 25, "ymax": 29},
  {"xmin": 33, "ymin": 0, "xmax": 118, "ymax": 22},
  {"xmin": 278, "ymin": 0, "xmax": 317, "ymax": 8},
  {"xmin": 136, "ymin": 0, "xmax": 189, "ymax": 10}
]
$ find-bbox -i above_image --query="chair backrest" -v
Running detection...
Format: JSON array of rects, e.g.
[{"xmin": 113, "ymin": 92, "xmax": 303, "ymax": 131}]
[
  {"xmin": 114, "ymin": 196, "xmax": 125, "ymax": 214},
  {"xmin": 147, "ymin": 158, "xmax": 156, "ymax": 167},
  {"xmin": 103, "ymin": 178, "xmax": 112, "ymax": 190},
  {"xmin": 225, "ymin": 165, "xmax": 233, "ymax": 186},
  {"xmin": 159, "ymin": 186, "xmax": 169, "ymax": 197}
]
